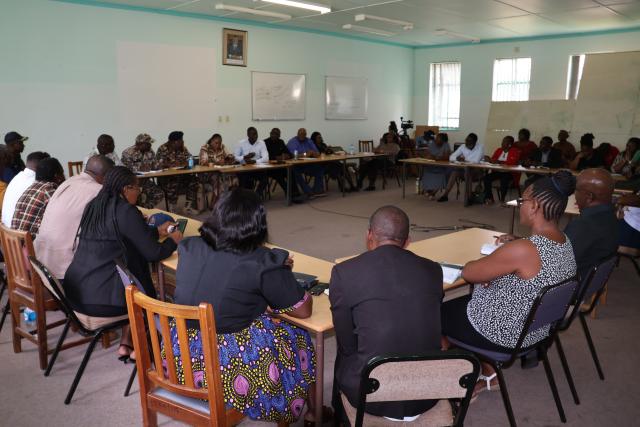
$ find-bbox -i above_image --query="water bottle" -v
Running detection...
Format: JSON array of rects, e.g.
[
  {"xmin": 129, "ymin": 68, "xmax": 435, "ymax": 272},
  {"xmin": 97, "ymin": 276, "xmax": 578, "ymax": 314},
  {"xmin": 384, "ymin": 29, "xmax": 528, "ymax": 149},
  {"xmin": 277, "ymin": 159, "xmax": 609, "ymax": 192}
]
[
  {"xmin": 23, "ymin": 308, "xmax": 36, "ymax": 325},
  {"xmin": 187, "ymin": 156, "xmax": 194, "ymax": 169},
  {"xmin": 294, "ymin": 150, "xmax": 299, "ymax": 160},
  {"xmin": 349, "ymin": 144, "xmax": 355, "ymax": 155}
]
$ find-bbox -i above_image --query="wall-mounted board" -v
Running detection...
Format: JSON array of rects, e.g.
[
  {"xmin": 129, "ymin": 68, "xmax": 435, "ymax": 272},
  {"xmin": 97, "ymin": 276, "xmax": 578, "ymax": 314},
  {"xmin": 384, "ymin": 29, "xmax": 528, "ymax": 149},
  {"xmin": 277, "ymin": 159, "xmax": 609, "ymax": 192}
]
[
  {"xmin": 325, "ymin": 76, "xmax": 368, "ymax": 120},
  {"xmin": 252, "ymin": 72, "xmax": 306, "ymax": 121}
]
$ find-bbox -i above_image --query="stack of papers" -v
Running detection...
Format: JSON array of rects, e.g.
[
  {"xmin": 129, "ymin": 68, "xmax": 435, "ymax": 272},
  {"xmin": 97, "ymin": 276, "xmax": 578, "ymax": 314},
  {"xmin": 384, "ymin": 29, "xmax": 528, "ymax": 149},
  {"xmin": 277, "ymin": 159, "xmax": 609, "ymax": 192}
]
[
  {"xmin": 480, "ymin": 243, "xmax": 501, "ymax": 255},
  {"xmin": 440, "ymin": 263, "xmax": 462, "ymax": 284}
]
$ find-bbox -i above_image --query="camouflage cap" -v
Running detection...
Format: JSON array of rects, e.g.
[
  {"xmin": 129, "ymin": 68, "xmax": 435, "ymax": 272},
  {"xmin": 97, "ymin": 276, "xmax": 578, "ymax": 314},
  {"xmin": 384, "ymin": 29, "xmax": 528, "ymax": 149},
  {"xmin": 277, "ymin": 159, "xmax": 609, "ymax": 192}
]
[{"xmin": 135, "ymin": 133, "xmax": 155, "ymax": 144}]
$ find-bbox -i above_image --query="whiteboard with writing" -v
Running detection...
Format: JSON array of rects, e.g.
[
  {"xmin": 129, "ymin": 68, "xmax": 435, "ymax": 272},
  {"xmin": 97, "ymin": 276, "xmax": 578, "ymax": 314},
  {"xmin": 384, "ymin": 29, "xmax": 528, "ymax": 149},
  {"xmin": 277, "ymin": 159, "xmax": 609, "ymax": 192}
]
[
  {"xmin": 252, "ymin": 72, "xmax": 306, "ymax": 121},
  {"xmin": 325, "ymin": 76, "xmax": 368, "ymax": 120}
]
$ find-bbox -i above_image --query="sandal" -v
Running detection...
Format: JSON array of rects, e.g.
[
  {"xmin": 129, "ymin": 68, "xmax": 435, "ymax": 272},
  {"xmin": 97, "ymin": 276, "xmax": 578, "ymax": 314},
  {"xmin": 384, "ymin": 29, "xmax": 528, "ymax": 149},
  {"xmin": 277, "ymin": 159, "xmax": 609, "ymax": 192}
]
[
  {"xmin": 118, "ymin": 344, "xmax": 134, "ymax": 363},
  {"xmin": 303, "ymin": 406, "xmax": 334, "ymax": 427},
  {"xmin": 470, "ymin": 373, "xmax": 500, "ymax": 403}
]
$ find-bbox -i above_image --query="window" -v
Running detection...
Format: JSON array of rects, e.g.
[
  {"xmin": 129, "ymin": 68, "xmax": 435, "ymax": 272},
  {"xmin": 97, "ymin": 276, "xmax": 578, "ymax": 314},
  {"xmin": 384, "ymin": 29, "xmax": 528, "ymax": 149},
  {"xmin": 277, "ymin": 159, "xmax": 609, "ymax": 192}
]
[
  {"xmin": 492, "ymin": 57, "xmax": 531, "ymax": 101},
  {"xmin": 566, "ymin": 54, "xmax": 585, "ymax": 100},
  {"xmin": 428, "ymin": 62, "xmax": 461, "ymax": 129}
]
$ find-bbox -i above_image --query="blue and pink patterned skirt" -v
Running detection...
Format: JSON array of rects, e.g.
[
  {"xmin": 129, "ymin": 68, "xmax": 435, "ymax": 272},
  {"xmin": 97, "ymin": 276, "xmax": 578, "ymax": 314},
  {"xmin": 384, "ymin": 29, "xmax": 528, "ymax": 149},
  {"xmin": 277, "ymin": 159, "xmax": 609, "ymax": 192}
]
[{"xmin": 164, "ymin": 314, "xmax": 316, "ymax": 422}]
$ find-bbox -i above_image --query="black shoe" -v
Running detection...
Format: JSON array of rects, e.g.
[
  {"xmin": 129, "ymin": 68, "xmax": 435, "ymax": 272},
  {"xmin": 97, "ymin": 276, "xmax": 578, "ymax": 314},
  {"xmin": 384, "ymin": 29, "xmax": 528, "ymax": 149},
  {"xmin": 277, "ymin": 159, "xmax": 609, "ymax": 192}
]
[
  {"xmin": 521, "ymin": 351, "xmax": 540, "ymax": 370},
  {"xmin": 437, "ymin": 195, "xmax": 449, "ymax": 202}
]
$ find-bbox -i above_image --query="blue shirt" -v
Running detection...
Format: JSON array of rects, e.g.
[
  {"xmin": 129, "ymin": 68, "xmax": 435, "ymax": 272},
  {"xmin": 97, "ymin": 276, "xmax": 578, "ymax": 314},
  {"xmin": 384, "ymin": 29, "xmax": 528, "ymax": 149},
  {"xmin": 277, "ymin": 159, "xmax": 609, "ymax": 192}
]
[{"xmin": 287, "ymin": 137, "xmax": 318, "ymax": 155}]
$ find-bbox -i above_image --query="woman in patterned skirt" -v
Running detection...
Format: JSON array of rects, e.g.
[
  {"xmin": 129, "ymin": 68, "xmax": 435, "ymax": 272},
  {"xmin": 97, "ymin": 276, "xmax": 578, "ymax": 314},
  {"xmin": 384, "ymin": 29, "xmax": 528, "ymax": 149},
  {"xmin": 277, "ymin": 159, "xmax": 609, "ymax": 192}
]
[
  {"xmin": 198, "ymin": 133, "xmax": 238, "ymax": 207},
  {"xmin": 441, "ymin": 171, "xmax": 577, "ymax": 392},
  {"xmin": 167, "ymin": 188, "xmax": 327, "ymax": 424}
]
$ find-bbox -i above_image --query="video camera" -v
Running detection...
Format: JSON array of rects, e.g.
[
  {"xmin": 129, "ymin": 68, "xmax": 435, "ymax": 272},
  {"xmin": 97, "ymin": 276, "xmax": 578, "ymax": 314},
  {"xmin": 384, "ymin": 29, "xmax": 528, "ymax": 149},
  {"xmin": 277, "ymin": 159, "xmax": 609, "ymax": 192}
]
[{"xmin": 400, "ymin": 117, "xmax": 414, "ymax": 136}]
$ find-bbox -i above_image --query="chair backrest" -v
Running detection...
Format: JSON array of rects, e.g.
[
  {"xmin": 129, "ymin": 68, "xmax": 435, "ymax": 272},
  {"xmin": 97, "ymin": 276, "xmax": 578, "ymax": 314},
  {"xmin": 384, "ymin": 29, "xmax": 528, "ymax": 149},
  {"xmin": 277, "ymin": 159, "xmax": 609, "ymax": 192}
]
[
  {"xmin": 125, "ymin": 286, "xmax": 228, "ymax": 424},
  {"xmin": 115, "ymin": 258, "xmax": 147, "ymax": 295},
  {"xmin": 513, "ymin": 277, "xmax": 579, "ymax": 353},
  {"xmin": 355, "ymin": 351, "xmax": 480, "ymax": 427},
  {"xmin": 67, "ymin": 161, "xmax": 83, "ymax": 177},
  {"xmin": 0, "ymin": 224, "xmax": 36, "ymax": 296},
  {"xmin": 358, "ymin": 140, "xmax": 374, "ymax": 152},
  {"xmin": 581, "ymin": 255, "xmax": 617, "ymax": 307}
]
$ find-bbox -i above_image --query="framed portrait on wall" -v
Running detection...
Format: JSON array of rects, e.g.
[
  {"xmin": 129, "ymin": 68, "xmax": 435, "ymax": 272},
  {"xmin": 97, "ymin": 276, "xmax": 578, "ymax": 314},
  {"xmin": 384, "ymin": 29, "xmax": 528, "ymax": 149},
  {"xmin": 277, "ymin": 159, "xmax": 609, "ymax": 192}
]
[{"xmin": 223, "ymin": 28, "xmax": 247, "ymax": 66}]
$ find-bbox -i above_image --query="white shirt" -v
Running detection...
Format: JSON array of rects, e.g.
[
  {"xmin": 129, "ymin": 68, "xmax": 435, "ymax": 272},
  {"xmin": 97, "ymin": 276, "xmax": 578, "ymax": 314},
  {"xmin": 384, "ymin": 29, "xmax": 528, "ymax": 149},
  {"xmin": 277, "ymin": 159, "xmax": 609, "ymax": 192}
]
[
  {"xmin": 234, "ymin": 139, "xmax": 269, "ymax": 164},
  {"xmin": 624, "ymin": 207, "xmax": 640, "ymax": 232},
  {"xmin": 2, "ymin": 168, "xmax": 36, "ymax": 226},
  {"xmin": 449, "ymin": 143, "xmax": 484, "ymax": 164},
  {"xmin": 82, "ymin": 147, "xmax": 122, "ymax": 169}
]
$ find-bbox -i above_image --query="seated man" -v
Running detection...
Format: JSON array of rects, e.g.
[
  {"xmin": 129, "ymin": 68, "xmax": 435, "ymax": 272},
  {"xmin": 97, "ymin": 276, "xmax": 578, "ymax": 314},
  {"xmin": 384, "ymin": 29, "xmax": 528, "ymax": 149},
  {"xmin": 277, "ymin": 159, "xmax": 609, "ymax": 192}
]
[
  {"xmin": 482, "ymin": 135, "xmax": 521, "ymax": 204},
  {"xmin": 523, "ymin": 136, "xmax": 564, "ymax": 188},
  {"xmin": 357, "ymin": 132, "xmax": 400, "ymax": 192},
  {"xmin": 565, "ymin": 168, "xmax": 619, "ymax": 281},
  {"xmin": 330, "ymin": 206, "xmax": 443, "ymax": 421},
  {"xmin": 35, "ymin": 155, "xmax": 112, "ymax": 279},
  {"xmin": 263, "ymin": 127, "xmax": 295, "ymax": 196},
  {"xmin": 437, "ymin": 133, "xmax": 484, "ymax": 203},
  {"xmin": 287, "ymin": 128, "xmax": 326, "ymax": 198},
  {"xmin": 554, "ymin": 130, "xmax": 576, "ymax": 168},
  {"xmin": 122, "ymin": 133, "xmax": 164, "ymax": 208},
  {"xmin": 3, "ymin": 131, "xmax": 28, "ymax": 183},
  {"xmin": 155, "ymin": 131, "xmax": 199, "ymax": 214},
  {"xmin": 2, "ymin": 151, "xmax": 50, "ymax": 227},
  {"xmin": 83, "ymin": 134, "xmax": 122, "ymax": 169},
  {"xmin": 11, "ymin": 157, "xmax": 65, "ymax": 236},
  {"xmin": 234, "ymin": 126, "xmax": 269, "ymax": 196},
  {"xmin": 570, "ymin": 133, "xmax": 606, "ymax": 171}
]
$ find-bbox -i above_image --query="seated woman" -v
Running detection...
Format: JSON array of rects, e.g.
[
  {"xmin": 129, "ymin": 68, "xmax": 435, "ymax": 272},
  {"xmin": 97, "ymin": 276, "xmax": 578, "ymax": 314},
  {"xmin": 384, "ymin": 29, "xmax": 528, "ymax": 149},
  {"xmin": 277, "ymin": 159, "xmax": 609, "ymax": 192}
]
[
  {"xmin": 64, "ymin": 166, "xmax": 182, "ymax": 360},
  {"xmin": 612, "ymin": 137, "xmax": 639, "ymax": 178},
  {"xmin": 310, "ymin": 131, "xmax": 356, "ymax": 192},
  {"xmin": 618, "ymin": 192, "xmax": 640, "ymax": 250},
  {"xmin": 170, "ymin": 189, "xmax": 326, "ymax": 424},
  {"xmin": 482, "ymin": 135, "xmax": 521, "ymax": 204},
  {"xmin": 198, "ymin": 133, "xmax": 238, "ymax": 206},
  {"xmin": 420, "ymin": 132, "xmax": 451, "ymax": 200},
  {"xmin": 442, "ymin": 171, "xmax": 577, "ymax": 391},
  {"xmin": 357, "ymin": 132, "xmax": 400, "ymax": 191}
]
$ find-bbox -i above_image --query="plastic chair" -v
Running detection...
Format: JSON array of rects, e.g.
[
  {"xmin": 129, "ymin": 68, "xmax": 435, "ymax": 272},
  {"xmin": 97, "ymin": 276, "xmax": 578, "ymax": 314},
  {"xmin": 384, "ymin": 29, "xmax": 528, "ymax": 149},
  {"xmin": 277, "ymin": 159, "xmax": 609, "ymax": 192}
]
[
  {"xmin": 617, "ymin": 245, "xmax": 640, "ymax": 277},
  {"xmin": 67, "ymin": 161, "xmax": 83, "ymax": 177},
  {"xmin": 125, "ymin": 286, "xmax": 247, "ymax": 427},
  {"xmin": 341, "ymin": 351, "xmax": 480, "ymax": 427},
  {"xmin": 553, "ymin": 256, "xmax": 617, "ymax": 406},
  {"xmin": 446, "ymin": 278, "xmax": 579, "ymax": 427},
  {"xmin": 28, "ymin": 257, "xmax": 130, "ymax": 404}
]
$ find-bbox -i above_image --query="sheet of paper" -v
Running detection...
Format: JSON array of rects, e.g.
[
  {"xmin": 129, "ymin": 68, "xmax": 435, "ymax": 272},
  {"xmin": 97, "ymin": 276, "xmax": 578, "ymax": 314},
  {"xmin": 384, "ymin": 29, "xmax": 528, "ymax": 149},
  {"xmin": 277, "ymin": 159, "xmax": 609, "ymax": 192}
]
[
  {"xmin": 441, "ymin": 264, "xmax": 462, "ymax": 284},
  {"xmin": 480, "ymin": 243, "xmax": 501, "ymax": 255}
]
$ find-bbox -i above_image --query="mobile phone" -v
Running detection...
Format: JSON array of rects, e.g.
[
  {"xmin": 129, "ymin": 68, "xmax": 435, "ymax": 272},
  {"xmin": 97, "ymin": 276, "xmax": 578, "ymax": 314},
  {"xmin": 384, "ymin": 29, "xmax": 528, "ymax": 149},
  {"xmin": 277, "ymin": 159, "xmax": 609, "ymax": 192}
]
[
  {"xmin": 168, "ymin": 218, "xmax": 188, "ymax": 234},
  {"xmin": 309, "ymin": 283, "xmax": 329, "ymax": 296}
]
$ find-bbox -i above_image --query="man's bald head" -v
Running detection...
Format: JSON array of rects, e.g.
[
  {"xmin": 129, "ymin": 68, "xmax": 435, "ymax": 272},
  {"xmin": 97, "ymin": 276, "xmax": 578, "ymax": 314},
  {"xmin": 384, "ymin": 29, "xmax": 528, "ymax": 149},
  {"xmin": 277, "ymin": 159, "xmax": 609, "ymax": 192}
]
[
  {"xmin": 575, "ymin": 168, "xmax": 615, "ymax": 209},
  {"xmin": 85, "ymin": 155, "xmax": 114, "ymax": 184},
  {"xmin": 367, "ymin": 206, "xmax": 410, "ymax": 249}
]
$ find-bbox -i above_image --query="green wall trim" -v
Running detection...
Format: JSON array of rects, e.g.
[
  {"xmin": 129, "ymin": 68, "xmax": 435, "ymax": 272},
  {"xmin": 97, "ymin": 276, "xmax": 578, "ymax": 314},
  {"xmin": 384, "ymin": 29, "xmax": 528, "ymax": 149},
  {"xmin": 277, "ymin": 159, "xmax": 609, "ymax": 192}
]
[{"xmin": 51, "ymin": 0, "xmax": 416, "ymax": 49}]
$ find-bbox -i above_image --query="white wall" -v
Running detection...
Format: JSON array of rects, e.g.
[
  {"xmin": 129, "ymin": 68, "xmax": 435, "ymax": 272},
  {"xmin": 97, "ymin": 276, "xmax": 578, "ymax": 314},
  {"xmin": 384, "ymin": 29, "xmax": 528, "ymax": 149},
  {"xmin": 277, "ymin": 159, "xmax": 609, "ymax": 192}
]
[
  {"xmin": 0, "ymin": 0, "xmax": 413, "ymax": 169},
  {"xmin": 413, "ymin": 31, "xmax": 640, "ymax": 151}
]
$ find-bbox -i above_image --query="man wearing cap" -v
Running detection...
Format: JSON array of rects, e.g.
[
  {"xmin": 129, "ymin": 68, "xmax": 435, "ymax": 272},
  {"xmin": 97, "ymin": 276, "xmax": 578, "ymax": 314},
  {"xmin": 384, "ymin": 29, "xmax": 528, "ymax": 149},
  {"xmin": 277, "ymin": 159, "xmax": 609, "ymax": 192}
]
[
  {"xmin": 122, "ymin": 133, "xmax": 164, "ymax": 209},
  {"xmin": 83, "ymin": 134, "xmax": 122, "ymax": 170},
  {"xmin": 155, "ymin": 131, "xmax": 199, "ymax": 214},
  {"xmin": 4, "ymin": 131, "xmax": 28, "ymax": 183}
]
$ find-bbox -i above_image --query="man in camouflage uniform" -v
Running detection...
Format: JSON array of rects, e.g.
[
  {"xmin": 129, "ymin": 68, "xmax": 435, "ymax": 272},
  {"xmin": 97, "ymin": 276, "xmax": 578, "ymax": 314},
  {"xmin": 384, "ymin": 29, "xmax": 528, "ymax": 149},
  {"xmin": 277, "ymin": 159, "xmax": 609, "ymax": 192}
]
[
  {"xmin": 155, "ymin": 131, "xmax": 199, "ymax": 214},
  {"xmin": 121, "ymin": 133, "xmax": 164, "ymax": 208}
]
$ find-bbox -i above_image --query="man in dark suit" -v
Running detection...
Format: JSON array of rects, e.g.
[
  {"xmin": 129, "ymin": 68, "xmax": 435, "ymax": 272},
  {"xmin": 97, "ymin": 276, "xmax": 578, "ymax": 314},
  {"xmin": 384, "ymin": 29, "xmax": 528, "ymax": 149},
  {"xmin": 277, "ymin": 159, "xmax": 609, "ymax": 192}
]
[
  {"xmin": 330, "ymin": 206, "xmax": 443, "ymax": 420},
  {"xmin": 565, "ymin": 168, "xmax": 619, "ymax": 281},
  {"xmin": 524, "ymin": 136, "xmax": 564, "ymax": 188}
]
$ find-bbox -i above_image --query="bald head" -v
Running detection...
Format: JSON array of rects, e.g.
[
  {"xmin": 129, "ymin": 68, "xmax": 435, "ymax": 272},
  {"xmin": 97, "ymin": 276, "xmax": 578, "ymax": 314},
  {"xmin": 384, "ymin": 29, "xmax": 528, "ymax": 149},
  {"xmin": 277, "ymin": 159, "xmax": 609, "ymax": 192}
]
[
  {"xmin": 575, "ymin": 168, "xmax": 614, "ymax": 209},
  {"xmin": 367, "ymin": 206, "xmax": 410, "ymax": 249},
  {"xmin": 85, "ymin": 155, "xmax": 114, "ymax": 184}
]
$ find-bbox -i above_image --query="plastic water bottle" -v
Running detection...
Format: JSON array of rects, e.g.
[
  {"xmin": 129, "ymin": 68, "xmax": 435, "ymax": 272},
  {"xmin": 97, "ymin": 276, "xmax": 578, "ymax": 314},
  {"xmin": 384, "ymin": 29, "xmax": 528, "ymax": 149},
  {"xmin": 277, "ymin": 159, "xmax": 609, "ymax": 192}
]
[
  {"xmin": 23, "ymin": 308, "xmax": 36, "ymax": 325},
  {"xmin": 187, "ymin": 156, "xmax": 194, "ymax": 169},
  {"xmin": 294, "ymin": 150, "xmax": 299, "ymax": 160},
  {"xmin": 349, "ymin": 144, "xmax": 355, "ymax": 155}
]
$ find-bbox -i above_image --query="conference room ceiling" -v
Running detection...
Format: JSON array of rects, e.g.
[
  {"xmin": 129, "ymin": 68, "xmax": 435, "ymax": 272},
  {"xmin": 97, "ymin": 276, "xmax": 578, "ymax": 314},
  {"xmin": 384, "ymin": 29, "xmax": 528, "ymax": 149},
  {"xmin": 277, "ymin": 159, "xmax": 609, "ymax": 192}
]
[{"xmin": 90, "ymin": 0, "xmax": 640, "ymax": 46}]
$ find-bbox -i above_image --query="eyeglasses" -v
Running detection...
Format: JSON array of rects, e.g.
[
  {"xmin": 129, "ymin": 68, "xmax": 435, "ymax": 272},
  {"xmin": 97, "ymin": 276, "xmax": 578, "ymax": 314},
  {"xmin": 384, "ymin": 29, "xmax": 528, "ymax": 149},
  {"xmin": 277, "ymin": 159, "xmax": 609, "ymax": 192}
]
[
  {"xmin": 126, "ymin": 185, "xmax": 142, "ymax": 193},
  {"xmin": 516, "ymin": 197, "xmax": 534, "ymax": 206}
]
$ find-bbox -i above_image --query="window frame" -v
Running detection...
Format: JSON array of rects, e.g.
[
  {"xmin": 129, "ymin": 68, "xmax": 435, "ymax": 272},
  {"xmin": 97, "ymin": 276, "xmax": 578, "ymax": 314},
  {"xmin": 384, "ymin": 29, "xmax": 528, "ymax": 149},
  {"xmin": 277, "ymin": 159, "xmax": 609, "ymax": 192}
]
[
  {"xmin": 428, "ymin": 61, "xmax": 462, "ymax": 131},
  {"xmin": 491, "ymin": 57, "xmax": 532, "ymax": 102}
]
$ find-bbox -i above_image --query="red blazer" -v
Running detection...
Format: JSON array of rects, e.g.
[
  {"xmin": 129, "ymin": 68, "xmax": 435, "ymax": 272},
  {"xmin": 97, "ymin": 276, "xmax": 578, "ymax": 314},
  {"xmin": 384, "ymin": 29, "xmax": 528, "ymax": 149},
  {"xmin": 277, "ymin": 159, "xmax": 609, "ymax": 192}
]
[{"xmin": 491, "ymin": 147, "xmax": 521, "ymax": 166}]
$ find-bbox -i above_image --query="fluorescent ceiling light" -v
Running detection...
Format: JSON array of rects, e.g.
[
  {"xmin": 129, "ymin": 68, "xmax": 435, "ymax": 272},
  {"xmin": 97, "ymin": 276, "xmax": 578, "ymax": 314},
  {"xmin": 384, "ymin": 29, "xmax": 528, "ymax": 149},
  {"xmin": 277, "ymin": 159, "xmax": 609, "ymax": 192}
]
[
  {"xmin": 342, "ymin": 24, "xmax": 395, "ymax": 37},
  {"xmin": 260, "ymin": 0, "xmax": 331, "ymax": 15},
  {"xmin": 216, "ymin": 3, "xmax": 292, "ymax": 20},
  {"xmin": 354, "ymin": 14, "xmax": 413, "ymax": 31},
  {"xmin": 435, "ymin": 29, "xmax": 480, "ymax": 43}
]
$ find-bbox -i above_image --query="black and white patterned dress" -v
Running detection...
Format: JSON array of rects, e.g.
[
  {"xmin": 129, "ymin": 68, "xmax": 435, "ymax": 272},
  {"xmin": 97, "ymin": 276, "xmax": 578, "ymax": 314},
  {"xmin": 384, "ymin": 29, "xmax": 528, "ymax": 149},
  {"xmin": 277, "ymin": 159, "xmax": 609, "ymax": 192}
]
[{"xmin": 466, "ymin": 234, "xmax": 577, "ymax": 349}]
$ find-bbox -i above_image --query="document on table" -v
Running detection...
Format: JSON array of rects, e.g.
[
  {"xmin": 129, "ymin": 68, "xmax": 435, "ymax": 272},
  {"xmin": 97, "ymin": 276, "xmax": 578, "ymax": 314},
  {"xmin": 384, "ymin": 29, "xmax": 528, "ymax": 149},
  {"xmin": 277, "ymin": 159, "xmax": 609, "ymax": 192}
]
[
  {"xmin": 440, "ymin": 263, "xmax": 463, "ymax": 284},
  {"xmin": 480, "ymin": 243, "xmax": 501, "ymax": 255}
]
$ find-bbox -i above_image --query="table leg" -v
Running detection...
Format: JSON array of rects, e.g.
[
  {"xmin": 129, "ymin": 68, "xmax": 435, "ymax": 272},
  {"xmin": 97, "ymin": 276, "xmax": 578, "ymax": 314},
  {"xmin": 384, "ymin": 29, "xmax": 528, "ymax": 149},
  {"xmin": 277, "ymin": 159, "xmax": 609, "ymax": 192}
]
[
  {"xmin": 464, "ymin": 167, "xmax": 472, "ymax": 207},
  {"xmin": 341, "ymin": 160, "xmax": 346, "ymax": 197},
  {"xmin": 156, "ymin": 262, "xmax": 165, "ymax": 301},
  {"xmin": 510, "ymin": 206, "xmax": 516, "ymax": 234},
  {"xmin": 402, "ymin": 162, "xmax": 407, "ymax": 199},
  {"xmin": 315, "ymin": 330, "xmax": 324, "ymax": 425},
  {"xmin": 382, "ymin": 157, "xmax": 387, "ymax": 190},
  {"xmin": 286, "ymin": 166, "xmax": 292, "ymax": 206}
]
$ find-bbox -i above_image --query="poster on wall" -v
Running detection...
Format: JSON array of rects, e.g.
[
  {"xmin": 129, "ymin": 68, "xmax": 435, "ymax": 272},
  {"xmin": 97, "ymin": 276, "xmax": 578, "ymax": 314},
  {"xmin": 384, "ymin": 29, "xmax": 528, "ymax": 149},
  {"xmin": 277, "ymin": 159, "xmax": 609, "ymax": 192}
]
[{"xmin": 223, "ymin": 28, "xmax": 247, "ymax": 66}]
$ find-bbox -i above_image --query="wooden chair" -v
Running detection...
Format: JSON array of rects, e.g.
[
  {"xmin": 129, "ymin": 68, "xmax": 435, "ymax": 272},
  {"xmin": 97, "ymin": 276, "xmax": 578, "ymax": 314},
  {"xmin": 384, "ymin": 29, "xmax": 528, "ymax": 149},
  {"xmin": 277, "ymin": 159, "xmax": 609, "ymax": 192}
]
[
  {"xmin": 358, "ymin": 140, "xmax": 374, "ymax": 152},
  {"xmin": 618, "ymin": 245, "xmax": 640, "ymax": 277},
  {"xmin": 67, "ymin": 161, "xmax": 83, "ymax": 177},
  {"xmin": 126, "ymin": 286, "xmax": 246, "ymax": 427},
  {"xmin": 0, "ymin": 267, "xmax": 9, "ymax": 332},
  {"xmin": 0, "ymin": 224, "xmax": 65, "ymax": 369}
]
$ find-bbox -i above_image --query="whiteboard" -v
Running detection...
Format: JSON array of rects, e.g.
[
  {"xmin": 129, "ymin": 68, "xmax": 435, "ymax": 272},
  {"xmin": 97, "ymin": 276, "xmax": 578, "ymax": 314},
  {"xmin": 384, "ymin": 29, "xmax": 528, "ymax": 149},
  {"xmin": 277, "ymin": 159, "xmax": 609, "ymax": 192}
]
[
  {"xmin": 252, "ymin": 72, "xmax": 306, "ymax": 121},
  {"xmin": 325, "ymin": 76, "xmax": 368, "ymax": 120}
]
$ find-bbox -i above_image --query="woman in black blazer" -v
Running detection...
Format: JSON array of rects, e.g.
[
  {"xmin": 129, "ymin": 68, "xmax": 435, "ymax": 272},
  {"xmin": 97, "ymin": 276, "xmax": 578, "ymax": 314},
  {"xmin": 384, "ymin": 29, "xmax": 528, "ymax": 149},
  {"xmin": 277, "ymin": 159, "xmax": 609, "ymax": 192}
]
[{"xmin": 64, "ymin": 166, "xmax": 182, "ymax": 359}]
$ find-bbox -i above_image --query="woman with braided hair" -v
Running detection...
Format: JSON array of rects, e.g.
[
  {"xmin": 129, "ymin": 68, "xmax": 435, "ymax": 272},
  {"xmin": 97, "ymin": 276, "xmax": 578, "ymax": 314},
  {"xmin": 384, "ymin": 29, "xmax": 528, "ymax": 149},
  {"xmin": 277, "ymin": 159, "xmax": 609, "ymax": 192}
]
[
  {"xmin": 64, "ymin": 166, "xmax": 182, "ymax": 360},
  {"xmin": 441, "ymin": 170, "xmax": 577, "ymax": 392}
]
